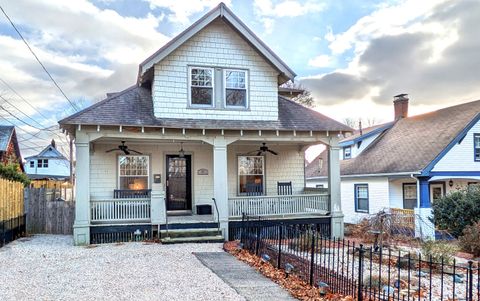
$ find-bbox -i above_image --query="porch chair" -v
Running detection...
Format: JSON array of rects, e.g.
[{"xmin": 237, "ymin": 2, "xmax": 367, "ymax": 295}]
[
  {"xmin": 246, "ymin": 183, "xmax": 263, "ymax": 196},
  {"xmin": 277, "ymin": 181, "xmax": 292, "ymax": 195}
]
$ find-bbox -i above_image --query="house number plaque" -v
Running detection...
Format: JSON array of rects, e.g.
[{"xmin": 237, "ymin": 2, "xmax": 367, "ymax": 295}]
[{"xmin": 197, "ymin": 168, "xmax": 208, "ymax": 175}]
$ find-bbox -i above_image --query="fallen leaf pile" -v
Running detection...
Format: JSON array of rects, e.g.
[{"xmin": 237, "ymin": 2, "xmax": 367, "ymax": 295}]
[{"xmin": 224, "ymin": 241, "xmax": 354, "ymax": 301}]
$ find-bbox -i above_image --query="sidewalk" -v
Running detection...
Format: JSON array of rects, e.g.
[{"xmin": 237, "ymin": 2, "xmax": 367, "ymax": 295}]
[{"xmin": 195, "ymin": 252, "xmax": 296, "ymax": 301}]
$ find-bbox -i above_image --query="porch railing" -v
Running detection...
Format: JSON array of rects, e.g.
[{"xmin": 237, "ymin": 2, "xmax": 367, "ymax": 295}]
[
  {"xmin": 228, "ymin": 194, "xmax": 329, "ymax": 218},
  {"xmin": 90, "ymin": 198, "xmax": 151, "ymax": 223}
]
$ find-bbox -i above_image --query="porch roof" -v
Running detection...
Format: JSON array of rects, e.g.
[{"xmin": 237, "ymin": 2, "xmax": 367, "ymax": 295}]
[{"xmin": 58, "ymin": 85, "xmax": 352, "ymax": 134}]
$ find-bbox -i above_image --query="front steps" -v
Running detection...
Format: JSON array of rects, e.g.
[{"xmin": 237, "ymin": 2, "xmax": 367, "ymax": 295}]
[{"xmin": 160, "ymin": 228, "xmax": 224, "ymax": 244}]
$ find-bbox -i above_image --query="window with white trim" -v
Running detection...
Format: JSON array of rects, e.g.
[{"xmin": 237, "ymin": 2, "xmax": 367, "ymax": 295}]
[
  {"xmin": 189, "ymin": 67, "xmax": 214, "ymax": 106},
  {"xmin": 37, "ymin": 159, "xmax": 48, "ymax": 168},
  {"xmin": 474, "ymin": 134, "xmax": 480, "ymax": 161},
  {"xmin": 344, "ymin": 147, "xmax": 351, "ymax": 159},
  {"xmin": 403, "ymin": 183, "xmax": 417, "ymax": 209},
  {"xmin": 225, "ymin": 69, "xmax": 247, "ymax": 108},
  {"xmin": 355, "ymin": 184, "xmax": 369, "ymax": 213},
  {"xmin": 238, "ymin": 156, "xmax": 264, "ymax": 195},
  {"xmin": 29, "ymin": 161, "xmax": 34, "ymax": 168},
  {"xmin": 118, "ymin": 155, "xmax": 149, "ymax": 190}
]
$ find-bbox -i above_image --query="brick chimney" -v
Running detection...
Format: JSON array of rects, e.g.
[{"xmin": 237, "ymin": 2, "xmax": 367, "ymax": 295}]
[{"xmin": 393, "ymin": 93, "xmax": 409, "ymax": 120}]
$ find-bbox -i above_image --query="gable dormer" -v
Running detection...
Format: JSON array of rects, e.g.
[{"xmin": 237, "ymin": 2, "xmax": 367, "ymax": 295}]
[{"xmin": 138, "ymin": 3, "xmax": 295, "ymax": 121}]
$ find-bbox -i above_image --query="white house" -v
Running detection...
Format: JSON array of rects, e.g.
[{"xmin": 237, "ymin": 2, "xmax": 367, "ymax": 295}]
[
  {"xmin": 59, "ymin": 3, "xmax": 351, "ymax": 245},
  {"xmin": 306, "ymin": 94, "xmax": 480, "ymax": 239},
  {"xmin": 24, "ymin": 140, "xmax": 70, "ymax": 180}
]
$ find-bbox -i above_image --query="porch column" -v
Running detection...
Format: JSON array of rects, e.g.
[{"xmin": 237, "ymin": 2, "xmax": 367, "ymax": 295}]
[
  {"xmin": 213, "ymin": 137, "xmax": 229, "ymax": 240},
  {"xmin": 415, "ymin": 177, "xmax": 435, "ymax": 240},
  {"xmin": 328, "ymin": 138, "xmax": 344, "ymax": 239},
  {"xmin": 73, "ymin": 131, "xmax": 90, "ymax": 245}
]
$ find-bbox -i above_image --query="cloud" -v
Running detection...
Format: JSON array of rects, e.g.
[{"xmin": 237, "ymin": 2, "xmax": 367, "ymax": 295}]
[
  {"xmin": 299, "ymin": 0, "xmax": 480, "ymax": 109},
  {"xmin": 253, "ymin": 0, "xmax": 326, "ymax": 33},
  {"xmin": 144, "ymin": 0, "xmax": 231, "ymax": 25},
  {"xmin": 308, "ymin": 54, "xmax": 333, "ymax": 68}
]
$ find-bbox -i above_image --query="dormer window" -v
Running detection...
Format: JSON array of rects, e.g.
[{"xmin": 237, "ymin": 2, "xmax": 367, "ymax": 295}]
[
  {"xmin": 344, "ymin": 146, "xmax": 352, "ymax": 159},
  {"xmin": 189, "ymin": 67, "xmax": 214, "ymax": 107},
  {"xmin": 225, "ymin": 69, "xmax": 248, "ymax": 108}
]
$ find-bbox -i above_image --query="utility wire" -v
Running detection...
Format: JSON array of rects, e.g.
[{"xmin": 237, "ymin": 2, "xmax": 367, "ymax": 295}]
[
  {"xmin": 0, "ymin": 77, "xmax": 51, "ymax": 120},
  {"xmin": 0, "ymin": 93, "xmax": 47, "ymax": 128},
  {"xmin": 0, "ymin": 5, "xmax": 79, "ymax": 112}
]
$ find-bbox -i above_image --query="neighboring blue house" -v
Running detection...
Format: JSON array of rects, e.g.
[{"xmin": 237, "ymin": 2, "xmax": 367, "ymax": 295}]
[
  {"xmin": 306, "ymin": 94, "xmax": 480, "ymax": 239},
  {"xmin": 24, "ymin": 140, "xmax": 70, "ymax": 182}
]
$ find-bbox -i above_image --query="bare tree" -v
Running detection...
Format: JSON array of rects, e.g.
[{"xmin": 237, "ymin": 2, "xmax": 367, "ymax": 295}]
[
  {"xmin": 281, "ymin": 81, "xmax": 314, "ymax": 108},
  {"xmin": 343, "ymin": 117, "xmax": 358, "ymax": 129}
]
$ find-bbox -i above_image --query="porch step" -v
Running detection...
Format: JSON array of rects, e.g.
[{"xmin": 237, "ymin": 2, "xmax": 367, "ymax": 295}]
[
  {"xmin": 160, "ymin": 228, "xmax": 222, "ymax": 239},
  {"xmin": 160, "ymin": 235, "xmax": 224, "ymax": 244}
]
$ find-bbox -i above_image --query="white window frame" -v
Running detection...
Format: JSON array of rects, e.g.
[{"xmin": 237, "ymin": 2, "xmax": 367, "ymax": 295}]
[
  {"xmin": 118, "ymin": 155, "xmax": 150, "ymax": 190},
  {"xmin": 344, "ymin": 147, "xmax": 352, "ymax": 159},
  {"xmin": 237, "ymin": 155, "xmax": 265, "ymax": 196},
  {"xmin": 188, "ymin": 66, "xmax": 215, "ymax": 108},
  {"xmin": 224, "ymin": 69, "xmax": 248, "ymax": 109},
  {"xmin": 29, "ymin": 161, "xmax": 34, "ymax": 168},
  {"xmin": 37, "ymin": 159, "xmax": 48, "ymax": 168}
]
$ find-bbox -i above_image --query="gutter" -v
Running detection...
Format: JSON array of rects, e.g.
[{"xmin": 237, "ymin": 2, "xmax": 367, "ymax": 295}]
[{"xmin": 307, "ymin": 171, "xmax": 422, "ymax": 180}]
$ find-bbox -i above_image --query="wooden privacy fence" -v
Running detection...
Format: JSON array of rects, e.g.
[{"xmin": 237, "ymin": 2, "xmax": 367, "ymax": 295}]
[
  {"xmin": 0, "ymin": 178, "xmax": 26, "ymax": 246},
  {"xmin": 25, "ymin": 188, "xmax": 75, "ymax": 235}
]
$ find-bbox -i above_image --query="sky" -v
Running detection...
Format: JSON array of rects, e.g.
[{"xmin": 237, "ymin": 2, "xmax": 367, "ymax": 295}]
[{"xmin": 0, "ymin": 0, "xmax": 479, "ymax": 159}]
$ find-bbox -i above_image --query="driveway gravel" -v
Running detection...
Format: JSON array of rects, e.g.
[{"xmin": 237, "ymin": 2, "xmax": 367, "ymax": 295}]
[{"xmin": 0, "ymin": 235, "xmax": 245, "ymax": 301}]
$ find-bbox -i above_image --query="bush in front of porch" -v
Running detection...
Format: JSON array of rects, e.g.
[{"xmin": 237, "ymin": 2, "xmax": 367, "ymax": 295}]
[{"xmin": 431, "ymin": 187, "xmax": 480, "ymax": 237}]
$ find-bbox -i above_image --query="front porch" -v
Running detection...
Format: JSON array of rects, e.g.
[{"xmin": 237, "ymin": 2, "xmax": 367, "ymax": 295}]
[{"xmin": 72, "ymin": 126, "xmax": 344, "ymax": 245}]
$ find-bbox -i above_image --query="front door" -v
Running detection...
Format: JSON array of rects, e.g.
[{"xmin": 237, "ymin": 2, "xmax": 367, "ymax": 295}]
[
  {"xmin": 166, "ymin": 155, "xmax": 192, "ymax": 212},
  {"xmin": 430, "ymin": 183, "xmax": 444, "ymax": 203}
]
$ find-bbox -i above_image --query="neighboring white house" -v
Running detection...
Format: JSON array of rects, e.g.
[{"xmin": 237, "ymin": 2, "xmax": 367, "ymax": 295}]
[
  {"xmin": 306, "ymin": 94, "xmax": 480, "ymax": 239},
  {"xmin": 24, "ymin": 140, "xmax": 70, "ymax": 180},
  {"xmin": 59, "ymin": 3, "xmax": 351, "ymax": 245}
]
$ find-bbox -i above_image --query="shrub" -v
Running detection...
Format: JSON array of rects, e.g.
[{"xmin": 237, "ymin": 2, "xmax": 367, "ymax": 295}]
[
  {"xmin": 421, "ymin": 240, "xmax": 458, "ymax": 264},
  {"xmin": 0, "ymin": 163, "xmax": 30, "ymax": 186},
  {"xmin": 288, "ymin": 232, "xmax": 314, "ymax": 252},
  {"xmin": 431, "ymin": 189, "xmax": 480, "ymax": 237},
  {"xmin": 459, "ymin": 221, "xmax": 480, "ymax": 257}
]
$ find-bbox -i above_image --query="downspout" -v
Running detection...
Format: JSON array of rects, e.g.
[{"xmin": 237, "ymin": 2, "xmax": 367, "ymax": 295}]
[{"xmin": 410, "ymin": 174, "xmax": 419, "ymax": 208}]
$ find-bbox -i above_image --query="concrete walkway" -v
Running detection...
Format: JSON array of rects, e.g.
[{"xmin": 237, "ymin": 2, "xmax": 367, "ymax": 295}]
[{"xmin": 195, "ymin": 252, "xmax": 297, "ymax": 301}]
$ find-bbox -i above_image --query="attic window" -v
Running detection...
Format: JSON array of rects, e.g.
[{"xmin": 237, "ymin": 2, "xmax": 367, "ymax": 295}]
[
  {"xmin": 343, "ymin": 146, "xmax": 351, "ymax": 159},
  {"xmin": 225, "ymin": 69, "xmax": 248, "ymax": 108},
  {"xmin": 38, "ymin": 159, "xmax": 48, "ymax": 168},
  {"xmin": 189, "ymin": 67, "xmax": 214, "ymax": 106}
]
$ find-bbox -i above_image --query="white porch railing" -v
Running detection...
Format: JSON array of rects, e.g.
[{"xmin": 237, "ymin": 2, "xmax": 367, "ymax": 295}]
[
  {"xmin": 228, "ymin": 194, "xmax": 330, "ymax": 218},
  {"xmin": 90, "ymin": 198, "xmax": 151, "ymax": 223}
]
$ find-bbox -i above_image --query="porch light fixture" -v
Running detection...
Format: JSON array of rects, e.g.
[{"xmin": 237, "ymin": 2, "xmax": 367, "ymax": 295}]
[
  {"xmin": 449, "ymin": 180, "xmax": 454, "ymax": 187},
  {"xmin": 178, "ymin": 142, "xmax": 185, "ymax": 158}
]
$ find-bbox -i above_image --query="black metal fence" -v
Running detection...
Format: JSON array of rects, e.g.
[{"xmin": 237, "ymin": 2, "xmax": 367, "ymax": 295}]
[
  {"xmin": 90, "ymin": 224, "xmax": 153, "ymax": 244},
  {"xmin": 0, "ymin": 214, "xmax": 26, "ymax": 247},
  {"xmin": 233, "ymin": 215, "xmax": 479, "ymax": 301}
]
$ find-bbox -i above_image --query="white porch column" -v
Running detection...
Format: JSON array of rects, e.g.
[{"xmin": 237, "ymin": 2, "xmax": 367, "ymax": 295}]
[
  {"xmin": 328, "ymin": 138, "xmax": 344, "ymax": 238},
  {"xmin": 73, "ymin": 131, "xmax": 90, "ymax": 245},
  {"xmin": 213, "ymin": 137, "xmax": 229, "ymax": 240}
]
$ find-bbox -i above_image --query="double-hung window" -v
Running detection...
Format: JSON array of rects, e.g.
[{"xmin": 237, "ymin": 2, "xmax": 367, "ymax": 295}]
[
  {"xmin": 238, "ymin": 156, "xmax": 264, "ymax": 195},
  {"xmin": 118, "ymin": 155, "xmax": 149, "ymax": 190},
  {"xmin": 344, "ymin": 147, "xmax": 352, "ymax": 159},
  {"xmin": 474, "ymin": 134, "xmax": 480, "ymax": 161},
  {"xmin": 29, "ymin": 161, "xmax": 34, "ymax": 168},
  {"xmin": 37, "ymin": 159, "xmax": 48, "ymax": 168},
  {"xmin": 225, "ymin": 69, "xmax": 248, "ymax": 108},
  {"xmin": 403, "ymin": 183, "xmax": 417, "ymax": 209},
  {"xmin": 189, "ymin": 67, "xmax": 214, "ymax": 106},
  {"xmin": 354, "ymin": 184, "xmax": 369, "ymax": 213}
]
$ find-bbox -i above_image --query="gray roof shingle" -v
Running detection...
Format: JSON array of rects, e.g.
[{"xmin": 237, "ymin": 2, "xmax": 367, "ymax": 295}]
[
  {"xmin": 0, "ymin": 125, "xmax": 14, "ymax": 151},
  {"xmin": 306, "ymin": 99, "xmax": 480, "ymax": 177},
  {"xmin": 59, "ymin": 86, "xmax": 351, "ymax": 133}
]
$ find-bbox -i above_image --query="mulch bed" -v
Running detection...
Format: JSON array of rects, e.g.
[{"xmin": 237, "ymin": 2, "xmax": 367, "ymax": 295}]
[{"xmin": 224, "ymin": 241, "xmax": 353, "ymax": 301}]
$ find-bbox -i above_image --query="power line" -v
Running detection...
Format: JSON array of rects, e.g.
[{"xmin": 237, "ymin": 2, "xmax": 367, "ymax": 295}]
[
  {"xmin": 0, "ymin": 77, "xmax": 51, "ymax": 120},
  {"xmin": 0, "ymin": 93, "xmax": 47, "ymax": 128},
  {"xmin": 0, "ymin": 5, "xmax": 79, "ymax": 112}
]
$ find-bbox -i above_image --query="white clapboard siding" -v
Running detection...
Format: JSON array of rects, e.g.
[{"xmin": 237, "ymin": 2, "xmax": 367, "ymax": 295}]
[
  {"xmin": 90, "ymin": 198, "xmax": 151, "ymax": 223},
  {"xmin": 228, "ymin": 194, "xmax": 329, "ymax": 218}
]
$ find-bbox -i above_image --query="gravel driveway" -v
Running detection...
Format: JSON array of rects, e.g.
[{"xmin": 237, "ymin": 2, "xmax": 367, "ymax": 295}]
[{"xmin": 0, "ymin": 235, "xmax": 245, "ymax": 301}]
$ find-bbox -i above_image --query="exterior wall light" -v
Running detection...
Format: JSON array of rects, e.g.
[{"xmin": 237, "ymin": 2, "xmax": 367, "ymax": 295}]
[{"xmin": 449, "ymin": 180, "xmax": 454, "ymax": 187}]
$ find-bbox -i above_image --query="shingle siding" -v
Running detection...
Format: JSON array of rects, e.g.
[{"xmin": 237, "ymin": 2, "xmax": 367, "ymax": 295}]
[{"xmin": 153, "ymin": 19, "xmax": 279, "ymax": 121}]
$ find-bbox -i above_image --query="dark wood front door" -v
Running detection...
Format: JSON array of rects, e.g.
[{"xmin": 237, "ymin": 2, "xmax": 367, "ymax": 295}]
[{"xmin": 166, "ymin": 155, "xmax": 192, "ymax": 211}]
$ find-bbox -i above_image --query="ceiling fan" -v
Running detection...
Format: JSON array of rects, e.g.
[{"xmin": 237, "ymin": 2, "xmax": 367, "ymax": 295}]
[
  {"xmin": 105, "ymin": 141, "xmax": 142, "ymax": 155},
  {"xmin": 250, "ymin": 143, "xmax": 278, "ymax": 156}
]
